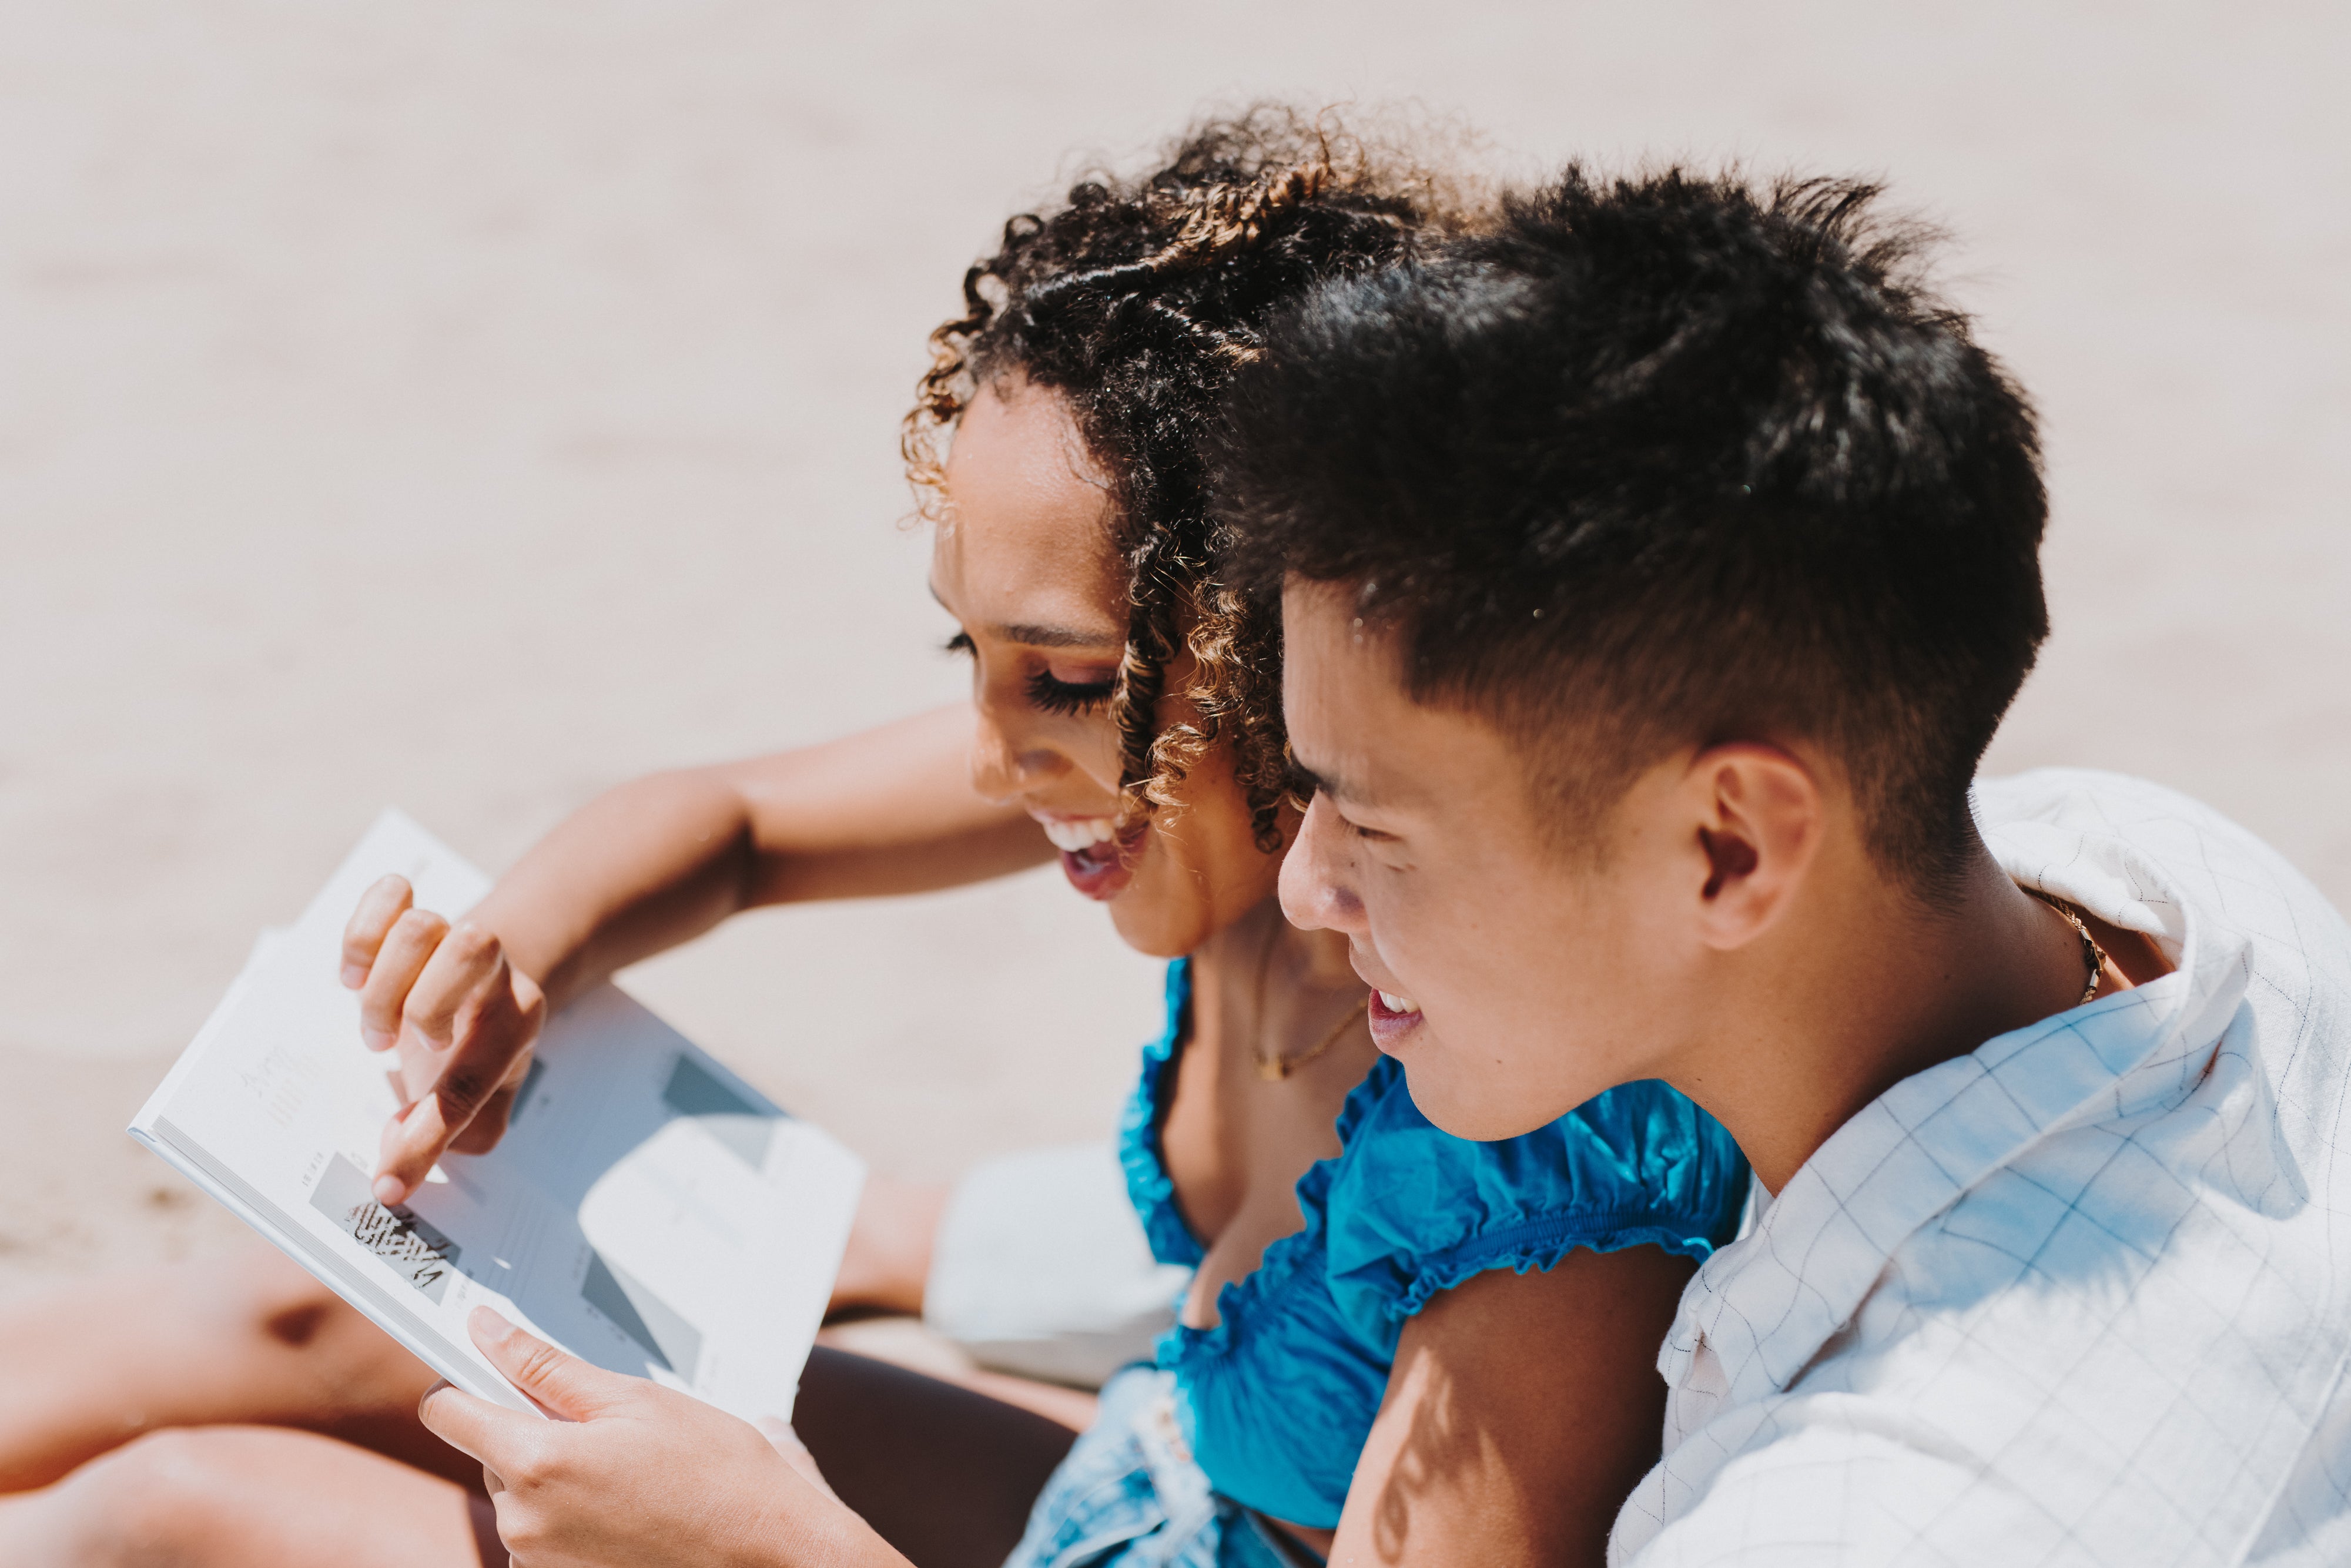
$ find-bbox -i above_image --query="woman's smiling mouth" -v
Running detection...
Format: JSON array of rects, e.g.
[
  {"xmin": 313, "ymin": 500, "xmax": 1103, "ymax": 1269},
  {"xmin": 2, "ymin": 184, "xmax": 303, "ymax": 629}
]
[
  {"xmin": 1034, "ymin": 812, "xmax": 1146, "ymax": 901},
  {"xmin": 1039, "ymin": 816, "xmax": 1117, "ymax": 853}
]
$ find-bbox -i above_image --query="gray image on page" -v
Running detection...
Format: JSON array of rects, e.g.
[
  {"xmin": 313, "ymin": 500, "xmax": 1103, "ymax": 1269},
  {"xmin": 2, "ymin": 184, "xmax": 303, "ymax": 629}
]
[
  {"xmin": 545, "ymin": 1048, "xmax": 794, "ymax": 1382},
  {"xmin": 310, "ymin": 1153, "xmax": 463, "ymax": 1304},
  {"xmin": 407, "ymin": 1017, "xmax": 774, "ymax": 1392},
  {"xmin": 581, "ymin": 1251, "xmax": 704, "ymax": 1381},
  {"xmin": 555, "ymin": 1050, "xmax": 783, "ymax": 1382},
  {"xmin": 661, "ymin": 1053, "xmax": 775, "ymax": 1170}
]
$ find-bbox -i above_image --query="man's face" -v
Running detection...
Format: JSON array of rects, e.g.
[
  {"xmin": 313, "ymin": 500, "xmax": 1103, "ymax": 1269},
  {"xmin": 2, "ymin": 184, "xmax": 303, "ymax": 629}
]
[{"xmin": 1278, "ymin": 581, "xmax": 1694, "ymax": 1140}]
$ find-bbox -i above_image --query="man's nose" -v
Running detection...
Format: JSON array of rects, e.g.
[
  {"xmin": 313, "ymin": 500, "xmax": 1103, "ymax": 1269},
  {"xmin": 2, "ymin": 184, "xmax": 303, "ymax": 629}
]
[{"xmin": 1280, "ymin": 794, "xmax": 1367, "ymax": 935}]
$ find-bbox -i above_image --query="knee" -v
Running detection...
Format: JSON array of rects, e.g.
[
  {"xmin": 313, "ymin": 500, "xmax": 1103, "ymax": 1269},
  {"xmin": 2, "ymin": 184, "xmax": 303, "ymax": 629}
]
[
  {"xmin": 213, "ymin": 1252, "xmax": 411, "ymax": 1392},
  {"xmin": 206, "ymin": 1252, "xmax": 433, "ymax": 1418},
  {"xmin": 40, "ymin": 1429, "xmax": 251, "ymax": 1566},
  {"xmin": 214, "ymin": 1245, "xmax": 355, "ymax": 1350}
]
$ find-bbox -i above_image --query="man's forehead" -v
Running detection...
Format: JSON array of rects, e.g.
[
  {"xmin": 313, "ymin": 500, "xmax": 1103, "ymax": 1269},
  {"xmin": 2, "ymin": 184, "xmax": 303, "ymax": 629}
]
[
  {"xmin": 1280, "ymin": 578, "xmax": 1449, "ymax": 809},
  {"xmin": 1281, "ymin": 578, "xmax": 1401, "ymax": 674}
]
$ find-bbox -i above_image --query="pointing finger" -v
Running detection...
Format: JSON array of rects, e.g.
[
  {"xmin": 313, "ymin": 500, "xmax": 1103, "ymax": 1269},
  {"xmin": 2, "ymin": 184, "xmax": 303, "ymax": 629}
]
[
  {"xmin": 375, "ymin": 963, "xmax": 544, "ymax": 1201},
  {"xmin": 375, "ymin": 1091, "xmax": 460, "ymax": 1207},
  {"xmin": 377, "ymin": 1035, "xmax": 521, "ymax": 1204}
]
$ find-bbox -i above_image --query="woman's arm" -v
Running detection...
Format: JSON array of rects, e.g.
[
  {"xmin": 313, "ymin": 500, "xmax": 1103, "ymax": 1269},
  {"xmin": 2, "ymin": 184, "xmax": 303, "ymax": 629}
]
[
  {"xmin": 346, "ymin": 702, "xmax": 1049, "ymax": 1203},
  {"xmin": 1324, "ymin": 1244, "xmax": 1695, "ymax": 1567},
  {"xmin": 473, "ymin": 701, "xmax": 1047, "ymax": 1009}
]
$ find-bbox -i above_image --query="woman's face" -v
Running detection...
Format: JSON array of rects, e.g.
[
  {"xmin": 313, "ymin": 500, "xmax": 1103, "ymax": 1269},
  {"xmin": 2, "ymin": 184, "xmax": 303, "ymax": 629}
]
[{"xmin": 930, "ymin": 378, "xmax": 1282, "ymax": 958}]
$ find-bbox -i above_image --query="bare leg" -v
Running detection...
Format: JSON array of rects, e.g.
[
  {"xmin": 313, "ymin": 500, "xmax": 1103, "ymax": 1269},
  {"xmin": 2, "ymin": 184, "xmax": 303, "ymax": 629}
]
[
  {"xmin": 0, "ymin": 1262, "xmax": 1080, "ymax": 1566},
  {"xmin": 0, "ymin": 1239, "xmax": 469, "ymax": 1492},
  {"xmin": 830, "ymin": 1175, "xmax": 949, "ymax": 1314},
  {"xmin": 824, "ymin": 1178, "xmax": 1101, "ymax": 1431},
  {"xmin": 0, "ymin": 1182, "xmax": 1091, "ymax": 1492},
  {"xmin": 0, "ymin": 1425, "xmax": 488, "ymax": 1567},
  {"xmin": 793, "ymin": 1346, "xmax": 1079, "ymax": 1568},
  {"xmin": 0, "ymin": 1356, "xmax": 1075, "ymax": 1568}
]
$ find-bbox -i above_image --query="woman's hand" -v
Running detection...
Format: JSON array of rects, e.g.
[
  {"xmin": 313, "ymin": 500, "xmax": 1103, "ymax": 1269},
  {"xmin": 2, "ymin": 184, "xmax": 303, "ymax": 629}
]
[
  {"xmin": 341, "ymin": 875, "xmax": 547, "ymax": 1206},
  {"xmin": 419, "ymin": 1308, "xmax": 910, "ymax": 1568},
  {"xmin": 753, "ymin": 1418, "xmax": 842, "ymax": 1503}
]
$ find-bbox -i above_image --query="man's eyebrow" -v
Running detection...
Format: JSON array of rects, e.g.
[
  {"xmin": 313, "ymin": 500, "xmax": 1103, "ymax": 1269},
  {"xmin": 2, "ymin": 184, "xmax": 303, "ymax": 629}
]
[{"xmin": 1288, "ymin": 756, "xmax": 1365, "ymax": 806}]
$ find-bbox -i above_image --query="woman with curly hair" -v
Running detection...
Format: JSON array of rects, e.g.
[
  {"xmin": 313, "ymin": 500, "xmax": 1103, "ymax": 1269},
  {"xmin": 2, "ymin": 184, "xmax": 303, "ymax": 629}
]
[{"xmin": 0, "ymin": 110, "xmax": 1744, "ymax": 1568}]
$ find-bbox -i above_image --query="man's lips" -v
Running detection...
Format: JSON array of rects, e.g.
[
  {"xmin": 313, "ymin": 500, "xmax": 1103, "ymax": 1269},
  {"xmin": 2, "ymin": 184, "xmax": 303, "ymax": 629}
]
[{"xmin": 1365, "ymin": 983, "xmax": 1424, "ymax": 1051}]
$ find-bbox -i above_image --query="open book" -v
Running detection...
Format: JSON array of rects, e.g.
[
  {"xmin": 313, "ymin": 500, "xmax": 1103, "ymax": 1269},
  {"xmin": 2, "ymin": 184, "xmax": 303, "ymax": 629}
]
[{"xmin": 130, "ymin": 811, "xmax": 863, "ymax": 1422}]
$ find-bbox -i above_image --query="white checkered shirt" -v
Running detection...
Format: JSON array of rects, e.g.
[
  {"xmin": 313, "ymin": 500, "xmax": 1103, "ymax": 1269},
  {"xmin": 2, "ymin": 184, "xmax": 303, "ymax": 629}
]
[{"xmin": 1611, "ymin": 769, "xmax": 2351, "ymax": 1566}]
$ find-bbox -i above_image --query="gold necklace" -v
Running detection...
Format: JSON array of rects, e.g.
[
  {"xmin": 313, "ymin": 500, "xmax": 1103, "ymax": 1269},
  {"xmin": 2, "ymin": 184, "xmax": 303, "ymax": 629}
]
[
  {"xmin": 2025, "ymin": 888, "xmax": 2114, "ymax": 1008},
  {"xmin": 1247, "ymin": 915, "xmax": 1368, "ymax": 1082}
]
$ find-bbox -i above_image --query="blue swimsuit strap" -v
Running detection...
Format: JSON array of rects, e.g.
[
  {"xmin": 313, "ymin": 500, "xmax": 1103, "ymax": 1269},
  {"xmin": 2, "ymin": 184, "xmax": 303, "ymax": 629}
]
[{"xmin": 1117, "ymin": 958, "xmax": 1208, "ymax": 1270}]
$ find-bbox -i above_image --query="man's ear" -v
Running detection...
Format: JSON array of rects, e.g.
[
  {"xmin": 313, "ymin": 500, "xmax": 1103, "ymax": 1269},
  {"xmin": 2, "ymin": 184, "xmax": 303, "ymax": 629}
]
[{"xmin": 1683, "ymin": 743, "xmax": 1822, "ymax": 951}]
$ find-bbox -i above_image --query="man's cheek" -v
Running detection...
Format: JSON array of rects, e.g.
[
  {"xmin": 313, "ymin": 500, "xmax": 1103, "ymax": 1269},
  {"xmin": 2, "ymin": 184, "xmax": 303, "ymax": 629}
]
[
  {"xmin": 1369, "ymin": 915, "xmax": 1466, "ymax": 1045},
  {"xmin": 1359, "ymin": 887, "xmax": 1423, "ymax": 993},
  {"xmin": 1386, "ymin": 904, "xmax": 1472, "ymax": 996}
]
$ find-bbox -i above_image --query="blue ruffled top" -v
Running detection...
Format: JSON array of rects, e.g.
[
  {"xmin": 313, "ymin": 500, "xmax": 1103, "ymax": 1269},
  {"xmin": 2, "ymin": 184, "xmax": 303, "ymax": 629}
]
[{"xmin": 1117, "ymin": 958, "xmax": 1749, "ymax": 1530}]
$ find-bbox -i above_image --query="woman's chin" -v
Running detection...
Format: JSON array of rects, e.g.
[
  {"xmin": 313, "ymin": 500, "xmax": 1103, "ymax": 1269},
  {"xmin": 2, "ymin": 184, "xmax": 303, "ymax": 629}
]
[
  {"xmin": 1103, "ymin": 892, "xmax": 1208, "ymax": 960},
  {"xmin": 1081, "ymin": 819, "xmax": 1272, "ymax": 960},
  {"xmin": 1100, "ymin": 868, "xmax": 1220, "ymax": 961}
]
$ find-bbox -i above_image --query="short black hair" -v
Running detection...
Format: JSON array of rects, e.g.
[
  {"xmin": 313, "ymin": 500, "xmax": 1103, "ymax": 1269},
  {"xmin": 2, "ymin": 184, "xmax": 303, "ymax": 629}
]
[{"xmin": 1219, "ymin": 168, "xmax": 2048, "ymax": 896}]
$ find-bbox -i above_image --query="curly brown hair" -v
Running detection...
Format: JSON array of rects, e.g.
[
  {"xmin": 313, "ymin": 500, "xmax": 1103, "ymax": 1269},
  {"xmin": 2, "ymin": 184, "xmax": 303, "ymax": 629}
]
[{"xmin": 904, "ymin": 106, "xmax": 1466, "ymax": 849}]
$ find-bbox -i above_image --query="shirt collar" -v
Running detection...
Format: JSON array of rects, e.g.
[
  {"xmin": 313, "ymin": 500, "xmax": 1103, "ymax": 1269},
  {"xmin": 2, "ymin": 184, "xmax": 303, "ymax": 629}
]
[{"xmin": 1660, "ymin": 793, "xmax": 2244, "ymax": 1403}]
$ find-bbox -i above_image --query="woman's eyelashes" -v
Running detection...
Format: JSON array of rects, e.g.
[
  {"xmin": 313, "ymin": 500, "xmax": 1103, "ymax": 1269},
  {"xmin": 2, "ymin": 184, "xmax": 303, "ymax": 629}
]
[
  {"xmin": 942, "ymin": 631, "xmax": 1114, "ymax": 716},
  {"xmin": 1024, "ymin": 666, "xmax": 1116, "ymax": 716}
]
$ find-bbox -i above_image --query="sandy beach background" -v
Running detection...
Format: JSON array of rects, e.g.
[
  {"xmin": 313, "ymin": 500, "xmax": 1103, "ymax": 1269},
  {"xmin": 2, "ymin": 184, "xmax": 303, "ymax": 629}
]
[{"xmin": 4, "ymin": 2, "xmax": 2347, "ymax": 1299}]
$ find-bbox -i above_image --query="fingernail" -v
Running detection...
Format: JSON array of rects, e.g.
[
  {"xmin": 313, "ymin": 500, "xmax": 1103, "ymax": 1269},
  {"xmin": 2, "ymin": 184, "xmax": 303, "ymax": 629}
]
[
  {"xmin": 340, "ymin": 963, "xmax": 367, "ymax": 989},
  {"xmin": 373, "ymin": 1175, "xmax": 407, "ymax": 1207},
  {"xmin": 362, "ymin": 1027, "xmax": 395, "ymax": 1052}
]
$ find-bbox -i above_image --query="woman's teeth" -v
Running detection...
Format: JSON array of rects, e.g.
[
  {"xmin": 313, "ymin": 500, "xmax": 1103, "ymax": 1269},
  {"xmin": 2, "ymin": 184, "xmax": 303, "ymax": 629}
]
[
  {"xmin": 1378, "ymin": 991, "xmax": 1419, "ymax": 1015},
  {"xmin": 1040, "ymin": 817, "xmax": 1118, "ymax": 853}
]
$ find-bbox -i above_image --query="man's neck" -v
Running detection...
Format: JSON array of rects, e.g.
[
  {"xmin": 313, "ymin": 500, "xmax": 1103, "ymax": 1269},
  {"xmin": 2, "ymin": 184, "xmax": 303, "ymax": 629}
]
[{"xmin": 1676, "ymin": 840, "xmax": 2096, "ymax": 1195}]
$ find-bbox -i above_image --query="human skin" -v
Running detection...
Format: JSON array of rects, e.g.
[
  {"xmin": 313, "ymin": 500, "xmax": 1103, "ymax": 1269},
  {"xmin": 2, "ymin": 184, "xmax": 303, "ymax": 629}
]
[
  {"xmin": 1274, "ymin": 579, "xmax": 2172, "ymax": 1187},
  {"xmin": 410, "ymin": 1229, "xmax": 1697, "ymax": 1568},
  {"xmin": 0, "ymin": 384, "xmax": 1690, "ymax": 1568}
]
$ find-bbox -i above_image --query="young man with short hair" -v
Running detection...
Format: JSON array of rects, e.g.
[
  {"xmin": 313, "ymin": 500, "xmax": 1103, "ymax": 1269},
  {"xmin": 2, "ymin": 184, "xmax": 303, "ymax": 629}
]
[{"xmin": 1221, "ymin": 170, "xmax": 2351, "ymax": 1563}]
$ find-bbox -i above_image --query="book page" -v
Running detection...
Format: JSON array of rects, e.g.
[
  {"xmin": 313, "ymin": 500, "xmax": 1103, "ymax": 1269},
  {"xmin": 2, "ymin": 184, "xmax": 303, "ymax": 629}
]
[{"xmin": 131, "ymin": 810, "xmax": 863, "ymax": 1422}]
